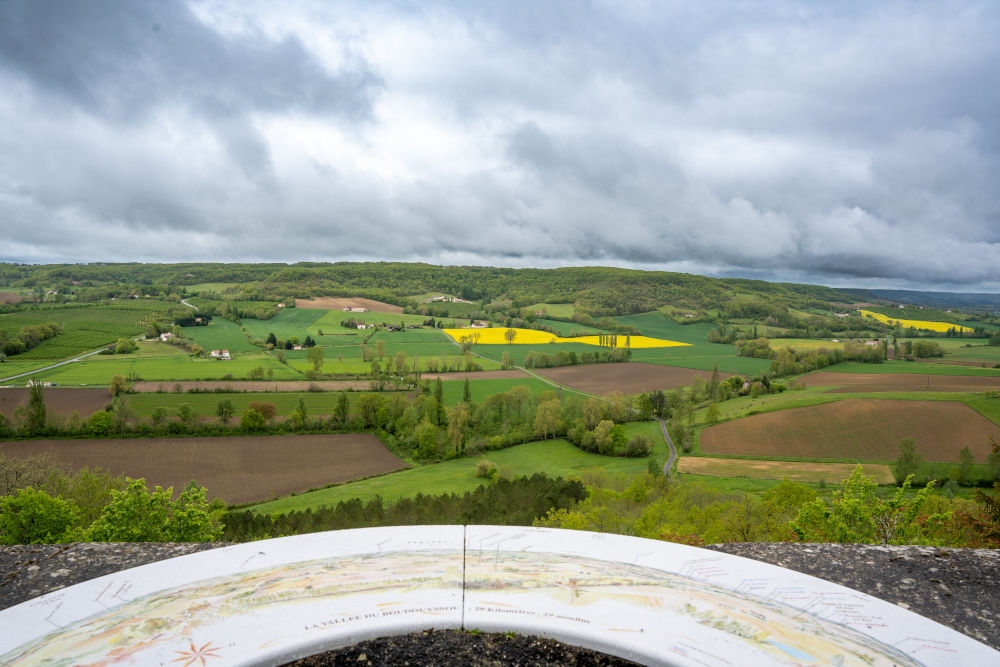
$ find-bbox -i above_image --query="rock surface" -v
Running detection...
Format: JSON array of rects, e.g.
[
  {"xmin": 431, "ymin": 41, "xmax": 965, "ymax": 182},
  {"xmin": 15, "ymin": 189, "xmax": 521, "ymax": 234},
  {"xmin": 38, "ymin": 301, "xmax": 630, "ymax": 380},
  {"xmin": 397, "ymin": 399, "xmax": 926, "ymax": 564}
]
[{"xmin": 706, "ymin": 542, "xmax": 1000, "ymax": 650}]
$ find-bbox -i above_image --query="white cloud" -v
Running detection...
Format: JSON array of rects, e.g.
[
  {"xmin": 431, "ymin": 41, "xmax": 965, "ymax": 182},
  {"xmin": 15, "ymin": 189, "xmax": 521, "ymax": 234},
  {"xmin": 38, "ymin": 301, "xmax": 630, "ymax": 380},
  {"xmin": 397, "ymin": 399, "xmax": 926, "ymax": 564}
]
[{"xmin": 1, "ymin": 0, "xmax": 998, "ymax": 292}]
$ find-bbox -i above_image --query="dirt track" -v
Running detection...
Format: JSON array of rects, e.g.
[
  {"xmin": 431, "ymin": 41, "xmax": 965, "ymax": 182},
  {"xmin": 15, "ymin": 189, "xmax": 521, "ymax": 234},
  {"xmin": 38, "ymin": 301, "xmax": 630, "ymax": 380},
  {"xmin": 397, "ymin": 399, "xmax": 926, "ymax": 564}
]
[
  {"xmin": 295, "ymin": 297, "xmax": 402, "ymax": 313},
  {"xmin": 535, "ymin": 362, "xmax": 731, "ymax": 395},
  {"xmin": 0, "ymin": 434, "xmax": 407, "ymax": 505},
  {"xmin": 800, "ymin": 371, "xmax": 1000, "ymax": 393},
  {"xmin": 0, "ymin": 387, "xmax": 111, "ymax": 420},
  {"xmin": 700, "ymin": 399, "xmax": 999, "ymax": 462}
]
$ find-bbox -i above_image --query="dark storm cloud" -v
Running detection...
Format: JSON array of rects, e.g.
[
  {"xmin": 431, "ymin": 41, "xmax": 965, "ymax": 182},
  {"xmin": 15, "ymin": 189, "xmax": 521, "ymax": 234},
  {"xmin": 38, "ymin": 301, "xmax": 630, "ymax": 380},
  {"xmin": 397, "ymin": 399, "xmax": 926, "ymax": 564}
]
[
  {"xmin": 1, "ymin": 0, "xmax": 998, "ymax": 292},
  {"xmin": 0, "ymin": 0, "xmax": 378, "ymax": 122}
]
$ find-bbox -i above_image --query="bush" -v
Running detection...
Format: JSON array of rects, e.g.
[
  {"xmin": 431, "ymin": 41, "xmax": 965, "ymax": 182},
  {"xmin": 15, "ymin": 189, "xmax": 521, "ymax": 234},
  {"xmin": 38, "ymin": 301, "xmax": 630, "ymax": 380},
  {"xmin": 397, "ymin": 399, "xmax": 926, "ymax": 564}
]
[
  {"xmin": 247, "ymin": 401, "xmax": 276, "ymax": 421},
  {"xmin": 0, "ymin": 487, "xmax": 79, "ymax": 544},
  {"xmin": 476, "ymin": 459, "xmax": 498, "ymax": 479},
  {"xmin": 625, "ymin": 435, "xmax": 653, "ymax": 458}
]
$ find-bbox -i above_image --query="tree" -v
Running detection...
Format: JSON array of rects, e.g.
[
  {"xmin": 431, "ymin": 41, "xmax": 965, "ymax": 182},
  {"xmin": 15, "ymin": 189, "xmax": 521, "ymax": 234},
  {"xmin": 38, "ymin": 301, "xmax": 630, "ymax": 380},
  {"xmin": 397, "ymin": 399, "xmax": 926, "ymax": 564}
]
[
  {"xmin": 791, "ymin": 465, "xmax": 937, "ymax": 545},
  {"xmin": 434, "ymin": 378, "xmax": 445, "ymax": 425},
  {"xmin": 290, "ymin": 397, "xmax": 308, "ymax": 426},
  {"xmin": 447, "ymin": 403, "xmax": 470, "ymax": 455},
  {"xmin": 88, "ymin": 409, "xmax": 112, "ymax": 435},
  {"xmin": 708, "ymin": 363, "xmax": 720, "ymax": 400},
  {"xmin": 26, "ymin": 379, "xmax": 46, "ymax": 435},
  {"xmin": 462, "ymin": 378, "xmax": 472, "ymax": 404},
  {"xmin": 975, "ymin": 437, "xmax": 1000, "ymax": 523},
  {"xmin": 893, "ymin": 438, "xmax": 923, "ymax": 484},
  {"xmin": 501, "ymin": 351, "xmax": 511, "ymax": 370},
  {"xmin": 151, "ymin": 407, "xmax": 167, "ymax": 433},
  {"xmin": 216, "ymin": 399, "xmax": 234, "ymax": 426},
  {"xmin": 333, "ymin": 391, "xmax": 350, "ymax": 427},
  {"xmin": 109, "ymin": 374, "xmax": 129, "ymax": 397},
  {"xmin": 86, "ymin": 478, "xmax": 221, "ymax": 542},
  {"xmin": 705, "ymin": 402, "xmax": 721, "ymax": 425},
  {"xmin": 533, "ymin": 398, "xmax": 562, "ymax": 440},
  {"xmin": 266, "ymin": 332, "xmax": 277, "ymax": 346},
  {"xmin": 247, "ymin": 401, "xmax": 276, "ymax": 421},
  {"xmin": 504, "ymin": 328, "xmax": 517, "ymax": 344},
  {"xmin": 0, "ymin": 487, "xmax": 79, "ymax": 544},
  {"xmin": 958, "ymin": 446, "xmax": 975, "ymax": 485},
  {"xmin": 114, "ymin": 337, "xmax": 137, "ymax": 354},
  {"xmin": 376, "ymin": 339, "xmax": 386, "ymax": 361},
  {"xmin": 241, "ymin": 408, "xmax": 266, "ymax": 431},
  {"xmin": 306, "ymin": 345, "xmax": 324, "ymax": 373}
]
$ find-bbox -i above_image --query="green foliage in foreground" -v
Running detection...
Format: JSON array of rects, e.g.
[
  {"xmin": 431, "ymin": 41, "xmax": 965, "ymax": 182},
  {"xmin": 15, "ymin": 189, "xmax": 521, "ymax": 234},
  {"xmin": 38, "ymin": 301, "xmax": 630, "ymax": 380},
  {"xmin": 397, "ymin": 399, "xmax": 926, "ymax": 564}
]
[
  {"xmin": 791, "ymin": 467, "xmax": 940, "ymax": 545},
  {"xmin": 0, "ymin": 451, "xmax": 223, "ymax": 544},
  {"xmin": 536, "ymin": 467, "xmax": 999, "ymax": 548}
]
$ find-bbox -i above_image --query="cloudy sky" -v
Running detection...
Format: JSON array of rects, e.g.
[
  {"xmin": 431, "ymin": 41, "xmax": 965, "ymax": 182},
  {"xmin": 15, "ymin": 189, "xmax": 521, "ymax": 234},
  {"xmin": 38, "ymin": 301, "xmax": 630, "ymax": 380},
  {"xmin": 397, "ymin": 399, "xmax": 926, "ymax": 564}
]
[{"xmin": 1, "ymin": 1, "xmax": 998, "ymax": 291}]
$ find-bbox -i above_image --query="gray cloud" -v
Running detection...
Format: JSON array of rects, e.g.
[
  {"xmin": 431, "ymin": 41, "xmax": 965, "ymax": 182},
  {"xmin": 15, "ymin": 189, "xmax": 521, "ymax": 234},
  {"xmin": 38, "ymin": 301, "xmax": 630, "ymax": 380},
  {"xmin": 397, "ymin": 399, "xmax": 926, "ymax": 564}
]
[{"xmin": 1, "ymin": 0, "xmax": 998, "ymax": 292}]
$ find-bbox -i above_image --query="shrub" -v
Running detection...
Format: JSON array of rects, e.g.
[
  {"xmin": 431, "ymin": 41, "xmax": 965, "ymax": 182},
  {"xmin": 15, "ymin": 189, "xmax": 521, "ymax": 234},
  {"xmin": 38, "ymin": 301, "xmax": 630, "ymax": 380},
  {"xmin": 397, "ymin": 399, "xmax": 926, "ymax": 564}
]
[
  {"xmin": 0, "ymin": 487, "xmax": 79, "ymax": 544},
  {"xmin": 476, "ymin": 459, "xmax": 498, "ymax": 479},
  {"xmin": 625, "ymin": 435, "xmax": 653, "ymax": 458}
]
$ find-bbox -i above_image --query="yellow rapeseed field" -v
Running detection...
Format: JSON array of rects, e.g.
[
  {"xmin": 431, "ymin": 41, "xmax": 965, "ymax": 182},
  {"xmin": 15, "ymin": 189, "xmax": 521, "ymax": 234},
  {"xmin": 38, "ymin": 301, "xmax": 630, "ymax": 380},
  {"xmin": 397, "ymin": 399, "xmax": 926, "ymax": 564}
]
[
  {"xmin": 858, "ymin": 309, "xmax": 973, "ymax": 333},
  {"xmin": 443, "ymin": 328, "xmax": 689, "ymax": 348}
]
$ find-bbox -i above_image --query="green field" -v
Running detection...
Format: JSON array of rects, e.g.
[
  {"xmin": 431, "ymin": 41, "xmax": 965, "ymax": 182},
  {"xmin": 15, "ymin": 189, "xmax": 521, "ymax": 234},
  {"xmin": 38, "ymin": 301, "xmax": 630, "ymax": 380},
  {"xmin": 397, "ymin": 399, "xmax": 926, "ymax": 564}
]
[
  {"xmin": 0, "ymin": 303, "xmax": 176, "ymax": 360},
  {"xmin": 828, "ymin": 361, "xmax": 1000, "ymax": 376},
  {"xmin": 534, "ymin": 318, "xmax": 604, "ymax": 336},
  {"xmin": 250, "ymin": 422, "xmax": 667, "ymax": 514},
  {"xmin": 309, "ymin": 309, "xmax": 446, "ymax": 334},
  {"xmin": 771, "ymin": 338, "xmax": 846, "ymax": 350},
  {"xmin": 611, "ymin": 312, "xmax": 714, "ymax": 344},
  {"xmin": 0, "ymin": 360, "xmax": 58, "ymax": 382},
  {"xmin": 240, "ymin": 309, "xmax": 327, "ymax": 341},
  {"xmin": 523, "ymin": 303, "xmax": 576, "ymax": 319},
  {"xmin": 124, "ymin": 390, "xmax": 376, "ymax": 418},
  {"xmin": 34, "ymin": 350, "xmax": 298, "ymax": 385},
  {"xmin": 899, "ymin": 338, "xmax": 1000, "ymax": 365},
  {"xmin": 181, "ymin": 319, "xmax": 257, "ymax": 353},
  {"xmin": 439, "ymin": 377, "xmax": 553, "ymax": 405}
]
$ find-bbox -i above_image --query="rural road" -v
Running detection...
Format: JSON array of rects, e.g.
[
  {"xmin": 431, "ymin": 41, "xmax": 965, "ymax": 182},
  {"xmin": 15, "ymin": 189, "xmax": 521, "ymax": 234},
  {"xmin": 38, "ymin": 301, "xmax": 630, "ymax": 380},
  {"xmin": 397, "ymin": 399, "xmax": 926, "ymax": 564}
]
[
  {"xmin": 657, "ymin": 417, "xmax": 678, "ymax": 477},
  {"xmin": 0, "ymin": 347, "xmax": 108, "ymax": 385},
  {"xmin": 180, "ymin": 298, "xmax": 198, "ymax": 310}
]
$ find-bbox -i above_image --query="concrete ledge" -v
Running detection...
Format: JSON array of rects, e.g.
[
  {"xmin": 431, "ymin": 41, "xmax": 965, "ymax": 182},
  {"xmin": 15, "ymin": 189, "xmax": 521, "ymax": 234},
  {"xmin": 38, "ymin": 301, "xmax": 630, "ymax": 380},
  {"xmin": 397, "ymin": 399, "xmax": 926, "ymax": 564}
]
[{"xmin": 1, "ymin": 529, "xmax": 997, "ymax": 665}]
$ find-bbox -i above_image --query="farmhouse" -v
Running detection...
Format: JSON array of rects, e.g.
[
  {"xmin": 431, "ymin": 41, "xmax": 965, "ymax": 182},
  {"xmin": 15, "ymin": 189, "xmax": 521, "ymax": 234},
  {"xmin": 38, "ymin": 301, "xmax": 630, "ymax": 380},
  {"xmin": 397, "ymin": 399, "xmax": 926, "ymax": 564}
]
[
  {"xmin": 356, "ymin": 324, "xmax": 369, "ymax": 330},
  {"xmin": 210, "ymin": 349, "xmax": 231, "ymax": 360},
  {"xmin": 159, "ymin": 332, "xmax": 174, "ymax": 341},
  {"xmin": 292, "ymin": 345, "xmax": 303, "ymax": 351},
  {"xmin": 343, "ymin": 306, "xmax": 367, "ymax": 313}
]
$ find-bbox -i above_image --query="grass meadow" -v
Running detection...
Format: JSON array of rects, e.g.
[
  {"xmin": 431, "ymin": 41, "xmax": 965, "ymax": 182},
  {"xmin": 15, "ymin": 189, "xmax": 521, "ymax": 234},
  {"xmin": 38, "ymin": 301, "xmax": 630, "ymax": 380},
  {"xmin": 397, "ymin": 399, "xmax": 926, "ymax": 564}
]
[{"xmin": 249, "ymin": 421, "xmax": 668, "ymax": 514}]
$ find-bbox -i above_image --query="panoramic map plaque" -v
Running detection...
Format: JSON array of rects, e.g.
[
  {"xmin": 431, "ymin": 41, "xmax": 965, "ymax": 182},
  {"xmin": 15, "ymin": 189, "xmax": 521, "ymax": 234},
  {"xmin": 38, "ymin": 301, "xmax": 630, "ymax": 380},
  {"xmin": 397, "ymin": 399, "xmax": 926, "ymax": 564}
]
[{"xmin": 1, "ymin": 526, "xmax": 996, "ymax": 666}]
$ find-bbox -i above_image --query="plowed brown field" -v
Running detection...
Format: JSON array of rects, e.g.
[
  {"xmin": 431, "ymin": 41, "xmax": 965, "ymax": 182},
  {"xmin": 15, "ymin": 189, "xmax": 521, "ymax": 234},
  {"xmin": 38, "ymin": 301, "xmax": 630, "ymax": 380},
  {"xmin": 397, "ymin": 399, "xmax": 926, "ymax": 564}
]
[
  {"xmin": 295, "ymin": 297, "xmax": 402, "ymax": 313},
  {"xmin": 0, "ymin": 434, "xmax": 407, "ymax": 504},
  {"xmin": 0, "ymin": 292, "xmax": 21, "ymax": 304},
  {"xmin": 536, "ymin": 362, "xmax": 731, "ymax": 395},
  {"xmin": 0, "ymin": 387, "xmax": 111, "ymax": 420},
  {"xmin": 799, "ymin": 372, "xmax": 1000, "ymax": 393},
  {"xmin": 700, "ymin": 399, "xmax": 999, "ymax": 461}
]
